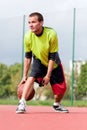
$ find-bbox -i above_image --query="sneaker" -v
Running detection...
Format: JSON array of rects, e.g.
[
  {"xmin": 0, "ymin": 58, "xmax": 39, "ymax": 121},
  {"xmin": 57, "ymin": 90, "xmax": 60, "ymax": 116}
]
[
  {"xmin": 53, "ymin": 104, "xmax": 69, "ymax": 113},
  {"xmin": 16, "ymin": 99, "xmax": 26, "ymax": 114}
]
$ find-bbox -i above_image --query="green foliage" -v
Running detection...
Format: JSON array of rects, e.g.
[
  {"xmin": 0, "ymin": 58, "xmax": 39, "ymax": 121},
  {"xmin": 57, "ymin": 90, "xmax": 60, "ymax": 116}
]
[
  {"xmin": 0, "ymin": 64, "xmax": 11, "ymax": 97},
  {"xmin": 35, "ymin": 83, "xmax": 54, "ymax": 100},
  {"xmin": 0, "ymin": 63, "xmax": 21, "ymax": 98},
  {"xmin": 76, "ymin": 62, "xmax": 87, "ymax": 99},
  {"xmin": 9, "ymin": 63, "xmax": 21, "ymax": 96},
  {"xmin": 64, "ymin": 74, "xmax": 71, "ymax": 99},
  {"xmin": 1, "ymin": 62, "xmax": 87, "ymax": 101}
]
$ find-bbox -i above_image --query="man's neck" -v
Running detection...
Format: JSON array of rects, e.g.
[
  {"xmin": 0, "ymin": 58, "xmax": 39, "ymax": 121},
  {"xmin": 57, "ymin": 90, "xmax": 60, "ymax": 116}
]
[{"xmin": 35, "ymin": 27, "xmax": 44, "ymax": 36}]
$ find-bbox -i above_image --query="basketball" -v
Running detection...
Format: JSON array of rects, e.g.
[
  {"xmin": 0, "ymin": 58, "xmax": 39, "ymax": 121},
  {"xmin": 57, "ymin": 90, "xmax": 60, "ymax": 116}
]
[{"xmin": 17, "ymin": 81, "xmax": 35, "ymax": 101}]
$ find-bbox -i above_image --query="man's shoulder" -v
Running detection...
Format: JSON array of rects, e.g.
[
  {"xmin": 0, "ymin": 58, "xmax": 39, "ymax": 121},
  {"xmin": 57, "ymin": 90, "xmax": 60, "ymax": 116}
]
[
  {"xmin": 44, "ymin": 27, "xmax": 57, "ymax": 37},
  {"xmin": 24, "ymin": 30, "xmax": 33, "ymax": 38},
  {"xmin": 44, "ymin": 26, "xmax": 57, "ymax": 34},
  {"xmin": 24, "ymin": 30, "xmax": 33, "ymax": 44}
]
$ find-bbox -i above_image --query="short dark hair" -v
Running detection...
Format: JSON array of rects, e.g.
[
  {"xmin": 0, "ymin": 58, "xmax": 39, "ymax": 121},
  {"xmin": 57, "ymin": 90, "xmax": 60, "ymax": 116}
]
[{"xmin": 29, "ymin": 12, "xmax": 44, "ymax": 22}]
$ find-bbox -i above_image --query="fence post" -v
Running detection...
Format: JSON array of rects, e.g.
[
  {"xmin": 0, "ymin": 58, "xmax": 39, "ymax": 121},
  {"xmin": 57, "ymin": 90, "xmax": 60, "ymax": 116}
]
[
  {"xmin": 71, "ymin": 8, "xmax": 76, "ymax": 106},
  {"xmin": 21, "ymin": 15, "xmax": 25, "ymax": 79}
]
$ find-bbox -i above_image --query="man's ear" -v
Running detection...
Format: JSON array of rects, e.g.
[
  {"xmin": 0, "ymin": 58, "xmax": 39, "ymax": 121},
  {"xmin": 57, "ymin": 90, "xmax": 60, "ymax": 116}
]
[{"xmin": 40, "ymin": 21, "xmax": 44, "ymax": 26}]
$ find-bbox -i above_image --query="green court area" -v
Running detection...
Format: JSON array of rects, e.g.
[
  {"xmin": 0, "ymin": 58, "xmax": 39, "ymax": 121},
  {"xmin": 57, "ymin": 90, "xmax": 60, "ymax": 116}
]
[{"xmin": 0, "ymin": 98, "xmax": 87, "ymax": 107}]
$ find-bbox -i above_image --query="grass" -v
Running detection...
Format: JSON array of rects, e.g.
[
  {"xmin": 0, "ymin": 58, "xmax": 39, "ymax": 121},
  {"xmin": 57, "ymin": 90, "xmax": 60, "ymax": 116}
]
[
  {"xmin": 0, "ymin": 98, "xmax": 54, "ymax": 106},
  {"xmin": 0, "ymin": 98, "xmax": 87, "ymax": 107}
]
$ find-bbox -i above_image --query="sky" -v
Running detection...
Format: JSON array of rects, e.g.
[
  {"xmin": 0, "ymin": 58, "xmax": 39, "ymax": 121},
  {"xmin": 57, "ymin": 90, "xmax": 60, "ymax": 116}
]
[
  {"xmin": 0, "ymin": 0, "xmax": 87, "ymax": 18},
  {"xmin": 0, "ymin": 0, "xmax": 87, "ymax": 68}
]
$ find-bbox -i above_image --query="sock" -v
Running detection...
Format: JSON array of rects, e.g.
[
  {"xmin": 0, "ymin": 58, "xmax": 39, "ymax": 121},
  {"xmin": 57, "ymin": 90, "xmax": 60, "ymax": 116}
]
[
  {"xmin": 20, "ymin": 97, "xmax": 26, "ymax": 102},
  {"xmin": 53, "ymin": 102, "xmax": 59, "ymax": 106}
]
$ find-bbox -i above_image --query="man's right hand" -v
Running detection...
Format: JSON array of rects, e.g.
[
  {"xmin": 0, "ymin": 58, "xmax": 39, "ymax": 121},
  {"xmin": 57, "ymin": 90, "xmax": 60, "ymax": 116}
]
[{"xmin": 19, "ymin": 76, "xmax": 27, "ymax": 85}]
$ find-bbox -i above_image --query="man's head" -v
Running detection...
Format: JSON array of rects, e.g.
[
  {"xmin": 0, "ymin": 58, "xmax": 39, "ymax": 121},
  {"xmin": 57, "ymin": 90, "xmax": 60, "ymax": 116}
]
[{"xmin": 28, "ymin": 12, "xmax": 44, "ymax": 35}]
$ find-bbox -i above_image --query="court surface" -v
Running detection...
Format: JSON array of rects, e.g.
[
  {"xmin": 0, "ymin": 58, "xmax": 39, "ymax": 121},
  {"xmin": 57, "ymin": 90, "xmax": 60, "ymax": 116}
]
[{"xmin": 0, "ymin": 105, "xmax": 87, "ymax": 130}]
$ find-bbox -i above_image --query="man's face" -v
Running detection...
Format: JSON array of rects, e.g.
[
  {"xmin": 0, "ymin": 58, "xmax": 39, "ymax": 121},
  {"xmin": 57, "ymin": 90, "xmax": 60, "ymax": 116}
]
[{"xmin": 28, "ymin": 15, "xmax": 43, "ymax": 34}]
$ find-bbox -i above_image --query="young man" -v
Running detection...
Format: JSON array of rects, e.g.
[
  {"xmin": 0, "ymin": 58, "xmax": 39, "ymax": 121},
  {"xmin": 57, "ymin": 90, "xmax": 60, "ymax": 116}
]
[{"xmin": 16, "ymin": 12, "xmax": 69, "ymax": 114}]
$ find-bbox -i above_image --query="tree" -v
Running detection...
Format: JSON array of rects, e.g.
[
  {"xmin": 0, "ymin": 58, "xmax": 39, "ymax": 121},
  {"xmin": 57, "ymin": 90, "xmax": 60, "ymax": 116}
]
[
  {"xmin": 0, "ymin": 63, "xmax": 21, "ymax": 98},
  {"xmin": 9, "ymin": 63, "xmax": 21, "ymax": 96},
  {"xmin": 0, "ymin": 64, "xmax": 11, "ymax": 97},
  {"xmin": 75, "ymin": 62, "xmax": 87, "ymax": 99}
]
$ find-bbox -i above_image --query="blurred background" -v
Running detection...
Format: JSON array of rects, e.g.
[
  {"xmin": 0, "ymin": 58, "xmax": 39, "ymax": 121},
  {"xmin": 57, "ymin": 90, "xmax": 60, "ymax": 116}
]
[{"xmin": 0, "ymin": 0, "xmax": 87, "ymax": 105}]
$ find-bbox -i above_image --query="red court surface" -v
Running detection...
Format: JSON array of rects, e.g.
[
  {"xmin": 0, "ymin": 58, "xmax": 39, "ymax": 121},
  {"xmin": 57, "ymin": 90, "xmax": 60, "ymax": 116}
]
[{"xmin": 0, "ymin": 105, "xmax": 87, "ymax": 130}]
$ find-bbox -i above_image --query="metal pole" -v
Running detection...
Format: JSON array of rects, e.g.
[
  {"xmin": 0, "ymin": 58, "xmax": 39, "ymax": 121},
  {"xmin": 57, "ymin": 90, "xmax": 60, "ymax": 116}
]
[
  {"xmin": 71, "ymin": 8, "xmax": 76, "ymax": 106},
  {"xmin": 21, "ymin": 15, "xmax": 25, "ymax": 79}
]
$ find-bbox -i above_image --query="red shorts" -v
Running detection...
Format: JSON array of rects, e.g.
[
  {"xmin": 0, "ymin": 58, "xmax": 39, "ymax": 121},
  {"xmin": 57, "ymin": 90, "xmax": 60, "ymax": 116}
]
[
  {"xmin": 36, "ymin": 77, "xmax": 66, "ymax": 95},
  {"xmin": 30, "ymin": 58, "xmax": 66, "ymax": 95},
  {"xmin": 51, "ymin": 80, "xmax": 66, "ymax": 95}
]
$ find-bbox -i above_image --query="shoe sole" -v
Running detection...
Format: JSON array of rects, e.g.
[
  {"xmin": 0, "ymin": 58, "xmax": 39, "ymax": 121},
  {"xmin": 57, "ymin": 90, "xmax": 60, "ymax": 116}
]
[
  {"xmin": 52, "ymin": 108, "xmax": 69, "ymax": 113},
  {"xmin": 16, "ymin": 110, "xmax": 26, "ymax": 114}
]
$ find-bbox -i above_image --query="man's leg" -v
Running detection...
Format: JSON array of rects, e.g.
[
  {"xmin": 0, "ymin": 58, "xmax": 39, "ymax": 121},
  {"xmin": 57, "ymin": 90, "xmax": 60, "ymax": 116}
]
[
  {"xmin": 16, "ymin": 77, "xmax": 35, "ymax": 114},
  {"xmin": 50, "ymin": 64, "xmax": 69, "ymax": 113},
  {"xmin": 22, "ymin": 77, "xmax": 35, "ymax": 99},
  {"xmin": 54, "ymin": 94, "xmax": 64, "ymax": 103},
  {"xmin": 51, "ymin": 81, "xmax": 69, "ymax": 113}
]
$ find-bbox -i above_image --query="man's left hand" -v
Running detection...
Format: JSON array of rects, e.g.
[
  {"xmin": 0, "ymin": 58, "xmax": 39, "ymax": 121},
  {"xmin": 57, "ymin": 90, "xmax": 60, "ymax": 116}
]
[{"xmin": 42, "ymin": 76, "xmax": 50, "ymax": 86}]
